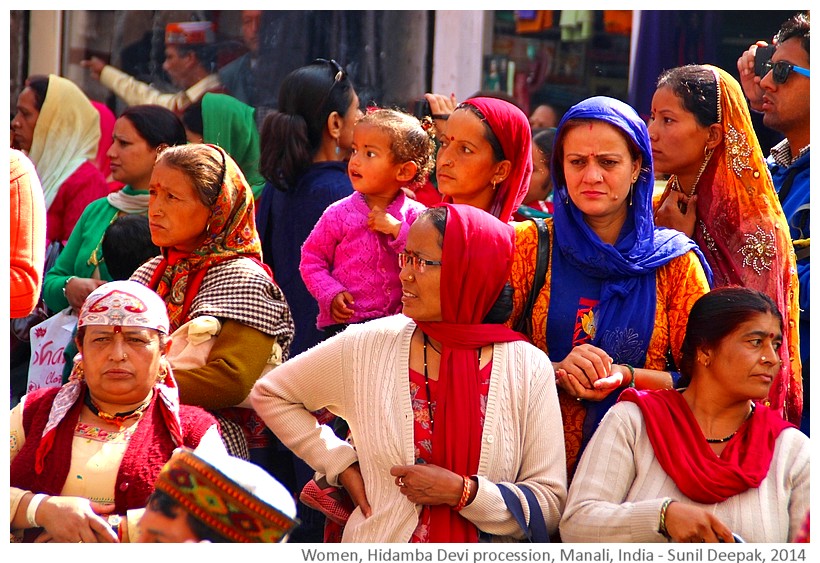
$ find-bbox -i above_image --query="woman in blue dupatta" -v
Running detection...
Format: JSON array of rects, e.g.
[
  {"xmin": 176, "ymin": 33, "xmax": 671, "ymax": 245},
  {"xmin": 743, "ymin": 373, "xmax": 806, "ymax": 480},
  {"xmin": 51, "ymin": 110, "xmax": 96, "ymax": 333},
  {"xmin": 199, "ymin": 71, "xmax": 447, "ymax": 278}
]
[{"xmin": 508, "ymin": 96, "xmax": 713, "ymax": 480}]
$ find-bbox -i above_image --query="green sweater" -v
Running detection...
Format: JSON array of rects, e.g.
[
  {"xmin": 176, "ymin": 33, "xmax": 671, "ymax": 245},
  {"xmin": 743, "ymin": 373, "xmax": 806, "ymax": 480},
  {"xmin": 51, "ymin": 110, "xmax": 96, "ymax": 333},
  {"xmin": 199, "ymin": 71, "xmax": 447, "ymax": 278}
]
[{"xmin": 43, "ymin": 186, "xmax": 148, "ymax": 311}]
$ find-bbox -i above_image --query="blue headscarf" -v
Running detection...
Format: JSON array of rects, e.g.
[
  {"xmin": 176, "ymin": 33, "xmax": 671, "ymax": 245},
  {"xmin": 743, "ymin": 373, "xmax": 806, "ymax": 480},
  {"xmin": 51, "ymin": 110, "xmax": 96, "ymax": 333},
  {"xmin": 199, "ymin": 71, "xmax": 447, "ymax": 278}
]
[{"xmin": 549, "ymin": 95, "xmax": 712, "ymax": 369}]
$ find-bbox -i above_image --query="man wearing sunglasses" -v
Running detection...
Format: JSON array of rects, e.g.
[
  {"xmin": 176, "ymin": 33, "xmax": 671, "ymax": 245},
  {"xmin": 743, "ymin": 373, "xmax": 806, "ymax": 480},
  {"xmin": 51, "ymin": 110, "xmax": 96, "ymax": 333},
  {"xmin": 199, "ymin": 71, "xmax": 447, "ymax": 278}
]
[{"xmin": 738, "ymin": 12, "xmax": 810, "ymax": 437}]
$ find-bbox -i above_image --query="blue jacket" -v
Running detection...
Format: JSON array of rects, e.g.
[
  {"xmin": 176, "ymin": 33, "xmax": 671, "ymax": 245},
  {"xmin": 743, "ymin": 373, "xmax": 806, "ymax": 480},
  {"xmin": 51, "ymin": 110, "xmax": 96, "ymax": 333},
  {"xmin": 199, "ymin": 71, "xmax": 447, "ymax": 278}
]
[{"xmin": 256, "ymin": 161, "xmax": 353, "ymax": 355}]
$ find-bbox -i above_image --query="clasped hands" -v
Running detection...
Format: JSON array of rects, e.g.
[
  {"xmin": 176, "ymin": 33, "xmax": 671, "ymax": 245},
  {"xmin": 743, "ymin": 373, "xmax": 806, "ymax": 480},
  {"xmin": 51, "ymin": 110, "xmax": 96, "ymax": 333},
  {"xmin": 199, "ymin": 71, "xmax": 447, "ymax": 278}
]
[{"xmin": 553, "ymin": 343, "xmax": 631, "ymax": 401}]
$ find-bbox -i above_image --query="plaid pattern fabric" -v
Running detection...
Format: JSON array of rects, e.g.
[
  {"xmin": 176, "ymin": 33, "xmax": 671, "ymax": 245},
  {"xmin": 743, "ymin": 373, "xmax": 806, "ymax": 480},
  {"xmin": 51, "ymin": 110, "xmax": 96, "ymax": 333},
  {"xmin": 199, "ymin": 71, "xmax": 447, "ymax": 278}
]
[
  {"xmin": 213, "ymin": 411, "xmax": 250, "ymax": 460},
  {"xmin": 133, "ymin": 257, "xmax": 294, "ymax": 359}
]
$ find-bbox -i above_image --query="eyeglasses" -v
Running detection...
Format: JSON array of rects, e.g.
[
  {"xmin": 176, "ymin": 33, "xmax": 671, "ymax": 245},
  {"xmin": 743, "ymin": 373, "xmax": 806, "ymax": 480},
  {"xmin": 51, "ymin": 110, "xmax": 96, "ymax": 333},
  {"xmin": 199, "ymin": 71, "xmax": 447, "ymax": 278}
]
[
  {"xmin": 398, "ymin": 252, "xmax": 442, "ymax": 274},
  {"xmin": 762, "ymin": 60, "xmax": 811, "ymax": 84}
]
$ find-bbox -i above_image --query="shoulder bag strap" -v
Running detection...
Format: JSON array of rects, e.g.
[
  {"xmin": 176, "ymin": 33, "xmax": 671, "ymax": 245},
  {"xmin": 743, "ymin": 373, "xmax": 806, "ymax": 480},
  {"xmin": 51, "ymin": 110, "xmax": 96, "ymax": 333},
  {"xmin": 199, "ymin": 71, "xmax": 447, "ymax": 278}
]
[
  {"xmin": 514, "ymin": 218, "xmax": 550, "ymax": 338},
  {"xmin": 498, "ymin": 483, "xmax": 551, "ymax": 543}
]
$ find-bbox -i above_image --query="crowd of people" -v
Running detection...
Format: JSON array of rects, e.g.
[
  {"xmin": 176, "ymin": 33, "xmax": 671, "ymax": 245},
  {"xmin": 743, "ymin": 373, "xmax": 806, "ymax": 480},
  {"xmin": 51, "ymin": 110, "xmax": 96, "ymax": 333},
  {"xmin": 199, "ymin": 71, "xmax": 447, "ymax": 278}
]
[{"xmin": 9, "ymin": 11, "xmax": 810, "ymax": 544}]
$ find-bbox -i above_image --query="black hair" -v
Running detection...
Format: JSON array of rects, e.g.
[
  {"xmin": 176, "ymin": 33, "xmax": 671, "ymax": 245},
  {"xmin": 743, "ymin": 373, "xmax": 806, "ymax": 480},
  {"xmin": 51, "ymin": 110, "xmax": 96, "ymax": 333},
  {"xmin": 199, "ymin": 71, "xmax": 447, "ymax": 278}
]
[
  {"xmin": 656, "ymin": 65, "xmax": 719, "ymax": 127},
  {"xmin": 25, "ymin": 75, "xmax": 50, "ymax": 111},
  {"xmin": 419, "ymin": 206, "xmax": 512, "ymax": 324},
  {"xmin": 101, "ymin": 214, "xmax": 160, "ymax": 281},
  {"xmin": 180, "ymin": 100, "xmax": 204, "ymax": 137},
  {"xmin": 776, "ymin": 12, "xmax": 810, "ymax": 55},
  {"xmin": 259, "ymin": 59, "xmax": 356, "ymax": 191},
  {"xmin": 678, "ymin": 287, "xmax": 782, "ymax": 386},
  {"xmin": 120, "ymin": 105, "xmax": 188, "ymax": 148},
  {"xmin": 454, "ymin": 103, "xmax": 506, "ymax": 163},
  {"xmin": 532, "ymin": 127, "xmax": 557, "ymax": 162},
  {"xmin": 174, "ymin": 44, "xmax": 218, "ymax": 73},
  {"xmin": 145, "ymin": 489, "xmax": 231, "ymax": 543}
]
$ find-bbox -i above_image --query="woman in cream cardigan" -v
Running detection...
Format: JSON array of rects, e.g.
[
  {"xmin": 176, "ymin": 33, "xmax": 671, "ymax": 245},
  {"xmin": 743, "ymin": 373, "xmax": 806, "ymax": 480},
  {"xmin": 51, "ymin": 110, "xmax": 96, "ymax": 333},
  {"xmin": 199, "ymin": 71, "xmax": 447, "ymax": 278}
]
[{"xmin": 251, "ymin": 204, "xmax": 566, "ymax": 543}]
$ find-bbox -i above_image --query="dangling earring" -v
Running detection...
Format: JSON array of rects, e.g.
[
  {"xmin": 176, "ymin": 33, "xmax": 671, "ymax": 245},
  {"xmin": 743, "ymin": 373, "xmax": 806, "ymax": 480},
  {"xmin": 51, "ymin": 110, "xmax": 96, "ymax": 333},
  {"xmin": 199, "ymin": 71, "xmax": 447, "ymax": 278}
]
[
  {"xmin": 629, "ymin": 176, "xmax": 638, "ymax": 206},
  {"xmin": 157, "ymin": 362, "xmax": 169, "ymax": 384},
  {"xmin": 334, "ymin": 138, "xmax": 341, "ymax": 156},
  {"xmin": 490, "ymin": 180, "xmax": 498, "ymax": 191},
  {"xmin": 70, "ymin": 358, "xmax": 85, "ymax": 382}
]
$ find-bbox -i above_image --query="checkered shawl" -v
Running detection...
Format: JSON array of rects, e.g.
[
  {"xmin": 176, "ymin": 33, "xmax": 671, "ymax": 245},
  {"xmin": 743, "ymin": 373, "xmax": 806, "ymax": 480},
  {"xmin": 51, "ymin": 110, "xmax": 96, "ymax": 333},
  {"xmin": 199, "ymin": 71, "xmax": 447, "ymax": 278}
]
[{"xmin": 132, "ymin": 256, "xmax": 293, "ymax": 359}]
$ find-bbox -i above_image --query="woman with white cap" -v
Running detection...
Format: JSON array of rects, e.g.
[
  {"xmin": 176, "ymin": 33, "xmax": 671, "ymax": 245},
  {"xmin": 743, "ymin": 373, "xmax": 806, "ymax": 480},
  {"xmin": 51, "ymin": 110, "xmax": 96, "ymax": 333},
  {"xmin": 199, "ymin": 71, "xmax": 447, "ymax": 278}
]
[{"xmin": 9, "ymin": 280, "xmax": 225, "ymax": 543}]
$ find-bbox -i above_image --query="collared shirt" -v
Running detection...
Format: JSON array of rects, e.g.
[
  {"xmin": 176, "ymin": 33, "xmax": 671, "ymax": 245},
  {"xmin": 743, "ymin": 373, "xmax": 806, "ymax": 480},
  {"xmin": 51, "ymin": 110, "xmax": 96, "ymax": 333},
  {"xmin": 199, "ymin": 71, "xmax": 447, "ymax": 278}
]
[{"xmin": 770, "ymin": 138, "xmax": 811, "ymax": 168}]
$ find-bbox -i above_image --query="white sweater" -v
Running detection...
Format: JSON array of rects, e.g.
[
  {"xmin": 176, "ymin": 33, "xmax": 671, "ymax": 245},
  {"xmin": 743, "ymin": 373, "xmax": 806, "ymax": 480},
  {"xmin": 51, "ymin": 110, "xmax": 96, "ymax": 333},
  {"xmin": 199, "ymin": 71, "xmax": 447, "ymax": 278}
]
[
  {"xmin": 250, "ymin": 314, "xmax": 567, "ymax": 543},
  {"xmin": 560, "ymin": 401, "xmax": 810, "ymax": 543}
]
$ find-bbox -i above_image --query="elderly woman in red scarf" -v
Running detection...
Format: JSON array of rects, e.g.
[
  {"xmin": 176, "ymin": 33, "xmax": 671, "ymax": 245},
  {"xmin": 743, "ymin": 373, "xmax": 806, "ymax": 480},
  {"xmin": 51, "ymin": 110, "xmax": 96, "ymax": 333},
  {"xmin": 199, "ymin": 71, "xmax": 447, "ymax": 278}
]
[
  {"xmin": 251, "ymin": 203, "xmax": 566, "ymax": 542},
  {"xmin": 430, "ymin": 95, "xmax": 532, "ymax": 223},
  {"xmin": 10, "ymin": 280, "xmax": 224, "ymax": 542},
  {"xmin": 130, "ymin": 143, "xmax": 294, "ymax": 459},
  {"xmin": 560, "ymin": 287, "xmax": 809, "ymax": 543}
]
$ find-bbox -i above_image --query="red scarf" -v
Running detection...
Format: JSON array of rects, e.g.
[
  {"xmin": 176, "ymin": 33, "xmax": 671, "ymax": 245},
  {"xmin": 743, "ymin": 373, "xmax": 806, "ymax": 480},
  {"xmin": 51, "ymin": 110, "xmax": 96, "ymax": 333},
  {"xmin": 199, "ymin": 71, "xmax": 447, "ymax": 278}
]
[
  {"xmin": 416, "ymin": 204, "xmax": 526, "ymax": 542},
  {"xmin": 444, "ymin": 97, "xmax": 532, "ymax": 223},
  {"xmin": 619, "ymin": 388, "xmax": 793, "ymax": 504}
]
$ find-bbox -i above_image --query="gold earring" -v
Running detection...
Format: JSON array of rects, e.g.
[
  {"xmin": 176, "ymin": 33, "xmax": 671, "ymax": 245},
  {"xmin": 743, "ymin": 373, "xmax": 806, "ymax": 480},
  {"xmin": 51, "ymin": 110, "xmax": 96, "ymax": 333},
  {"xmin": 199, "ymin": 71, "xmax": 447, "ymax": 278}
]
[
  {"xmin": 71, "ymin": 360, "xmax": 85, "ymax": 382},
  {"xmin": 157, "ymin": 363, "xmax": 169, "ymax": 384},
  {"xmin": 491, "ymin": 180, "xmax": 498, "ymax": 191}
]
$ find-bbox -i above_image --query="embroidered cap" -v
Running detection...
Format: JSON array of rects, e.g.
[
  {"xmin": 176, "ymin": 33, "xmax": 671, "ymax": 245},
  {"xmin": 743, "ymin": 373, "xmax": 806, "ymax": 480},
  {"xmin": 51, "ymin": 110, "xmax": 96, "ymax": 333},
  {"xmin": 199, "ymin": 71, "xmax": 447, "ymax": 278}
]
[
  {"xmin": 165, "ymin": 21, "xmax": 216, "ymax": 45},
  {"xmin": 154, "ymin": 447, "xmax": 299, "ymax": 542},
  {"xmin": 78, "ymin": 280, "xmax": 170, "ymax": 334}
]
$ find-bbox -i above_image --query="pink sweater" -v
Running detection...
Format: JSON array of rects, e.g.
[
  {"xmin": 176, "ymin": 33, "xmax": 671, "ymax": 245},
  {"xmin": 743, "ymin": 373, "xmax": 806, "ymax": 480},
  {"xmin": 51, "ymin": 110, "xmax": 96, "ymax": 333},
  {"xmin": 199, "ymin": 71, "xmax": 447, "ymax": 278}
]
[{"xmin": 300, "ymin": 191, "xmax": 426, "ymax": 328}]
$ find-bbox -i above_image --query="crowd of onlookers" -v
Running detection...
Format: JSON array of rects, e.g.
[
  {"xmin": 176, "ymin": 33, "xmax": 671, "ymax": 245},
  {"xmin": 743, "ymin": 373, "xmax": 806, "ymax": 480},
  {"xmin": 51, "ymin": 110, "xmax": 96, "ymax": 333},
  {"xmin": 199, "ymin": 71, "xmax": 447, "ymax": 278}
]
[{"xmin": 9, "ymin": 10, "xmax": 809, "ymax": 544}]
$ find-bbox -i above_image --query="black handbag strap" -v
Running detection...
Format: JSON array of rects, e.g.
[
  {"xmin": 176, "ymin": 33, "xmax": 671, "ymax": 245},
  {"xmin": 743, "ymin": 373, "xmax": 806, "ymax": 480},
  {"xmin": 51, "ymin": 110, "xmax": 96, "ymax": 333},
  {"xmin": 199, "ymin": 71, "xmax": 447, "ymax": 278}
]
[
  {"xmin": 514, "ymin": 218, "xmax": 550, "ymax": 337},
  {"xmin": 498, "ymin": 483, "xmax": 550, "ymax": 543}
]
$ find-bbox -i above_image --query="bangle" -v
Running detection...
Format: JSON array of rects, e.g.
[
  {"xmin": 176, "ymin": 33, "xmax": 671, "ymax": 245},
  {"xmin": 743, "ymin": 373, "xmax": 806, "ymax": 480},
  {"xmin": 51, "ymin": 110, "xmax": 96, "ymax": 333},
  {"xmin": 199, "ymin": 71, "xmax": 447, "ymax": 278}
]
[
  {"xmin": 658, "ymin": 498, "xmax": 673, "ymax": 539},
  {"xmin": 454, "ymin": 475, "xmax": 471, "ymax": 511},
  {"xmin": 63, "ymin": 276, "xmax": 77, "ymax": 297},
  {"xmin": 107, "ymin": 514, "xmax": 122, "ymax": 540},
  {"xmin": 26, "ymin": 493, "xmax": 47, "ymax": 528},
  {"xmin": 624, "ymin": 364, "xmax": 636, "ymax": 388},
  {"xmin": 431, "ymin": 113, "xmax": 449, "ymax": 120}
]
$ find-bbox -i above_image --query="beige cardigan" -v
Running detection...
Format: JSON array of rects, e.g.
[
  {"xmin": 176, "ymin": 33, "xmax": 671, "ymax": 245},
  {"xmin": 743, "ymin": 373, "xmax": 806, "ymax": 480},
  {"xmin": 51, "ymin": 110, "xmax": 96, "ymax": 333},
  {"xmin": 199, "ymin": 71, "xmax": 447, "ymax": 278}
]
[{"xmin": 250, "ymin": 314, "xmax": 567, "ymax": 543}]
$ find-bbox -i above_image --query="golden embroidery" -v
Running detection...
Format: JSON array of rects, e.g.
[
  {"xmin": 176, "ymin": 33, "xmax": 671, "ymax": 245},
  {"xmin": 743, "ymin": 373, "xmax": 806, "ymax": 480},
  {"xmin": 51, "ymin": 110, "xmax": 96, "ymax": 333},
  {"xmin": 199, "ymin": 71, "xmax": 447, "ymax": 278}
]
[
  {"xmin": 739, "ymin": 226, "xmax": 776, "ymax": 274},
  {"xmin": 725, "ymin": 124, "xmax": 753, "ymax": 177}
]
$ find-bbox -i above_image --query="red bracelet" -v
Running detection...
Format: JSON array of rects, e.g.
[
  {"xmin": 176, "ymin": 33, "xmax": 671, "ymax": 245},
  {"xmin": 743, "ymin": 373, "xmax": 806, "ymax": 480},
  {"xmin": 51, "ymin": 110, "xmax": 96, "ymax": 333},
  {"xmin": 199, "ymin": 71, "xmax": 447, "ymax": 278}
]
[{"xmin": 454, "ymin": 475, "xmax": 472, "ymax": 511}]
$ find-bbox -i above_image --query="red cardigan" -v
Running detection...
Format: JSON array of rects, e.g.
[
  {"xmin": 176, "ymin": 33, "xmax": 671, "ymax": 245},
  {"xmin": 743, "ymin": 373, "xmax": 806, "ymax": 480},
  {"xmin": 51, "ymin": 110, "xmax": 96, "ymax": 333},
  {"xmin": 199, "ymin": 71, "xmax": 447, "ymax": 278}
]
[
  {"xmin": 46, "ymin": 161, "xmax": 109, "ymax": 245},
  {"xmin": 11, "ymin": 386, "xmax": 217, "ymax": 540}
]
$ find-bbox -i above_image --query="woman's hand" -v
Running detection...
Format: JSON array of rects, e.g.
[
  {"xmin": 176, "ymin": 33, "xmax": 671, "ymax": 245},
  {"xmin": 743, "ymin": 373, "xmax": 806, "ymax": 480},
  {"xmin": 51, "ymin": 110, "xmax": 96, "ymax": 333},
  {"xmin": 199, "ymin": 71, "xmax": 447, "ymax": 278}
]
[
  {"xmin": 654, "ymin": 192, "xmax": 697, "ymax": 238},
  {"xmin": 390, "ymin": 464, "xmax": 464, "ymax": 507},
  {"xmin": 65, "ymin": 277, "xmax": 107, "ymax": 313},
  {"xmin": 553, "ymin": 344, "xmax": 613, "ymax": 391},
  {"xmin": 664, "ymin": 501, "xmax": 735, "ymax": 543},
  {"xmin": 367, "ymin": 206, "xmax": 401, "ymax": 238},
  {"xmin": 424, "ymin": 92, "xmax": 458, "ymax": 121},
  {"xmin": 338, "ymin": 462, "xmax": 371, "ymax": 518},
  {"xmin": 34, "ymin": 496, "xmax": 118, "ymax": 543},
  {"xmin": 330, "ymin": 291, "xmax": 355, "ymax": 324}
]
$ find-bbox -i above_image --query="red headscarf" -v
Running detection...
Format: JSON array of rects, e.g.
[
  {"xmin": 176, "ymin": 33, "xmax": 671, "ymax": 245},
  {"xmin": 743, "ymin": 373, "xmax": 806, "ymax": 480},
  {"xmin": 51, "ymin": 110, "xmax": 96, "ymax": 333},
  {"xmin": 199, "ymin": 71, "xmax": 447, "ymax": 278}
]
[
  {"xmin": 446, "ymin": 97, "xmax": 533, "ymax": 223},
  {"xmin": 415, "ymin": 203, "xmax": 527, "ymax": 542},
  {"xmin": 91, "ymin": 101, "xmax": 116, "ymax": 182},
  {"xmin": 619, "ymin": 388, "xmax": 793, "ymax": 504}
]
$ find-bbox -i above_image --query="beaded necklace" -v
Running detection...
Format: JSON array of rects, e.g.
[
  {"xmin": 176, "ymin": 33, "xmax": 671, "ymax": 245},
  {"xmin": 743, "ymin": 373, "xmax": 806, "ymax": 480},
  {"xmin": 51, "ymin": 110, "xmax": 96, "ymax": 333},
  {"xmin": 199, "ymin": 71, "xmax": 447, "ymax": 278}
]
[
  {"xmin": 705, "ymin": 402, "xmax": 756, "ymax": 444},
  {"xmin": 84, "ymin": 391, "xmax": 152, "ymax": 430}
]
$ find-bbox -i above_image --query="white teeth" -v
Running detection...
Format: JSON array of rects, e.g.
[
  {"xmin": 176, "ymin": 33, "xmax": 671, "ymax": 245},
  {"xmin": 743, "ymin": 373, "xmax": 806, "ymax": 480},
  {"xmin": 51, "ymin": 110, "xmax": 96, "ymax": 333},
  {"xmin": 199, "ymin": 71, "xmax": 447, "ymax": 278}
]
[{"xmin": 402, "ymin": 291, "xmax": 416, "ymax": 298}]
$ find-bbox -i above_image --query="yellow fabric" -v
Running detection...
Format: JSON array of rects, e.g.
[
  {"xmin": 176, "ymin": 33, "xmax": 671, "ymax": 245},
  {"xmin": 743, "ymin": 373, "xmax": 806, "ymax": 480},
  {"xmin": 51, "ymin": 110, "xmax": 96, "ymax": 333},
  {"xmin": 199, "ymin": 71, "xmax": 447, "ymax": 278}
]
[
  {"xmin": 27, "ymin": 75, "xmax": 100, "ymax": 209},
  {"xmin": 655, "ymin": 66, "xmax": 802, "ymax": 423},
  {"xmin": 508, "ymin": 219, "xmax": 710, "ymax": 474}
]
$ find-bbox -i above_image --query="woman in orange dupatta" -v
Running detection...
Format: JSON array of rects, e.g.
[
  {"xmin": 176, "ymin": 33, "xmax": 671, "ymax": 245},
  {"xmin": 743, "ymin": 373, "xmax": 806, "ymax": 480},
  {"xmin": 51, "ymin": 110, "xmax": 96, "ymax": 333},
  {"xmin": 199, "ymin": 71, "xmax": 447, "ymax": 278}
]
[{"xmin": 650, "ymin": 64, "xmax": 801, "ymax": 424}]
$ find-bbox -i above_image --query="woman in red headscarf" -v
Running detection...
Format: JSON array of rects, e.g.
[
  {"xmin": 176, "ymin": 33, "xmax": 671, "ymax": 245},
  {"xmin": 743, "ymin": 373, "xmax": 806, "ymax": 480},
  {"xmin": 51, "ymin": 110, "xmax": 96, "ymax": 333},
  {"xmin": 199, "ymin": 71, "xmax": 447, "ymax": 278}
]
[
  {"xmin": 251, "ymin": 203, "xmax": 567, "ymax": 542},
  {"xmin": 432, "ymin": 96, "xmax": 532, "ymax": 223}
]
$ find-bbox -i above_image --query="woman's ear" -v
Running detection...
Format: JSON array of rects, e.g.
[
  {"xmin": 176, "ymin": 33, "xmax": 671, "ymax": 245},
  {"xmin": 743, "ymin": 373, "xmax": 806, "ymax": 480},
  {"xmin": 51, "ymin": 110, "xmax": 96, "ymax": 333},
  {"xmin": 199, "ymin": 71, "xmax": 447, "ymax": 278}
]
[
  {"xmin": 326, "ymin": 111, "xmax": 342, "ymax": 141},
  {"xmin": 706, "ymin": 123, "xmax": 723, "ymax": 151},
  {"xmin": 632, "ymin": 155, "xmax": 643, "ymax": 181},
  {"xmin": 395, "ymin": 161, "xmax": 418, "ymax": 183},
  {"xmin": 492, "ymin": 160, "xmax": 512, "ymax": 186}
]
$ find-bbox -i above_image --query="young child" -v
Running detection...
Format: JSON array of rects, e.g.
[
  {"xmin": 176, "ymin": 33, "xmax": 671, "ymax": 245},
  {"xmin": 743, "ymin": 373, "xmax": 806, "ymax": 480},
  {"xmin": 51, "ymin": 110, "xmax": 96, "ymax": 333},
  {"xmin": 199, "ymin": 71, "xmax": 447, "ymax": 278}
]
[{"xmin": 300, "ymin": 108, "xmax": 435, "ymax": 336}]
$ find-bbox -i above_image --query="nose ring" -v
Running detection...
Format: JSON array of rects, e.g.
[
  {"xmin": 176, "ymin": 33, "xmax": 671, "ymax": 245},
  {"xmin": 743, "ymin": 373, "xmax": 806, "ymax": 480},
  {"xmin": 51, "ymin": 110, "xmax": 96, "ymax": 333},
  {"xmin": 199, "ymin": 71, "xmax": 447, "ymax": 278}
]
[
  {"xmin": 407, "ymin": 274, "xmax": 415, "ymax": 281},
  {"xmin": 761, "ymin": 356, "xmax": 767, "ymax": 362}
]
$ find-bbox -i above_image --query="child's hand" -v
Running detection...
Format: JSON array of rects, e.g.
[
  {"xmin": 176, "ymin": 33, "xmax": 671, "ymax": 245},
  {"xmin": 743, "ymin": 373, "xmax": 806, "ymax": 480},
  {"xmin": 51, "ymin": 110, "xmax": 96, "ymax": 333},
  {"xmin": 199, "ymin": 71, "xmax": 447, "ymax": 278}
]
[
  {"xmin": 368, "ymin": 206, "xmax": 401, "ymax": 238},
  {"xmin": 331, "ymin": 291, "xmax": 355, "ymax": 323}
]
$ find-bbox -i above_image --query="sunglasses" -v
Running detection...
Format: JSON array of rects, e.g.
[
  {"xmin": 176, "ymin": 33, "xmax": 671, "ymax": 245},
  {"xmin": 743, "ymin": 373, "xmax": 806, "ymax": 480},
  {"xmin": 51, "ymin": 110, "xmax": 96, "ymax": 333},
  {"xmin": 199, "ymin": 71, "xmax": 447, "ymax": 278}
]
[
  {"xmin": 762, "ymin": 60, "xmax": 811, "ymax": 84},
  {"xmin": 312, "ymin": 58, "xmax": 347, "ymax": 109},
  {"xmin": 398, "ymin": 252, "xmax": 442, "ymax": 274}
]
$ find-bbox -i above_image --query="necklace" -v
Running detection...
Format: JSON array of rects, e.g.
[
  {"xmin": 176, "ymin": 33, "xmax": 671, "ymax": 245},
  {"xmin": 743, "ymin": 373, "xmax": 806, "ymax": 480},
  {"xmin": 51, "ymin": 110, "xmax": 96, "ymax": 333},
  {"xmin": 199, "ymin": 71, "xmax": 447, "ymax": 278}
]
[
  {"xmin": 84, "ymin": 391, "xmax": 152, "ymax": 429},
  {"xmin": 422, "ymin": 334, "xmax": 435, "ymax": 431},
  {"xmin": 670, "ymin": 148, "xmax": 715, "ymax": 200},
  {"xmin": 705, "ymin": 402, "xmax": 756, "ymax": 444}
]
